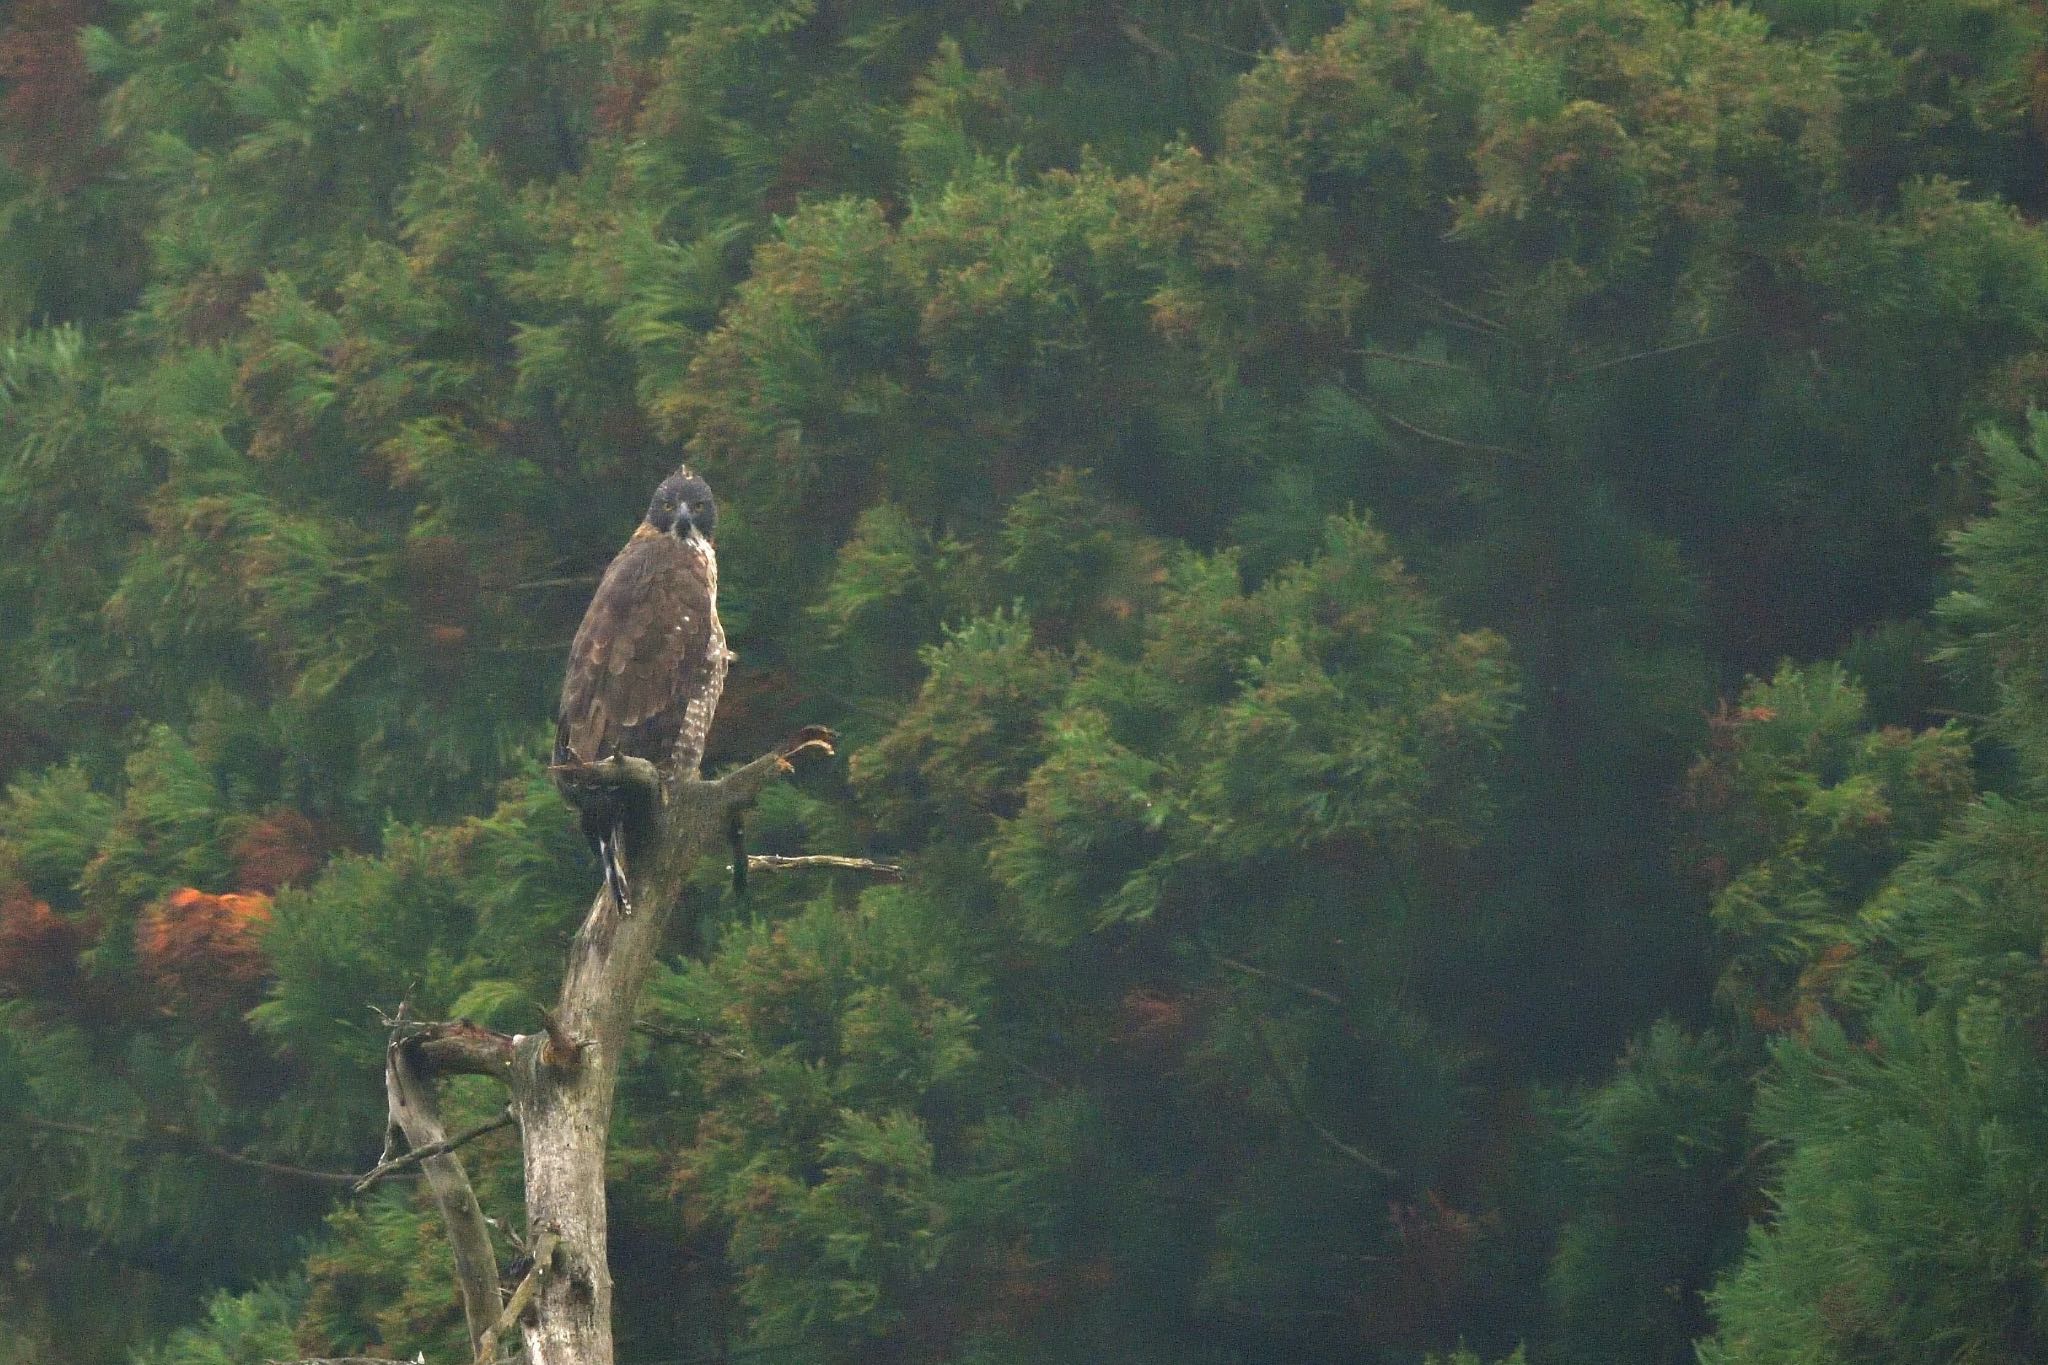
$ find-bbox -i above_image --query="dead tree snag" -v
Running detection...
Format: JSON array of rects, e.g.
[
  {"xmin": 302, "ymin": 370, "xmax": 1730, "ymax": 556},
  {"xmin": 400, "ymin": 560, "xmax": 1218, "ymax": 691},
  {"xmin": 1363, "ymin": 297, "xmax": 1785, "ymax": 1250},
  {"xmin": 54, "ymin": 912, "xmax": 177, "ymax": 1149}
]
[{"xmin": 340, "ymin": 726, "xmax": 849, "ymax": 1365}]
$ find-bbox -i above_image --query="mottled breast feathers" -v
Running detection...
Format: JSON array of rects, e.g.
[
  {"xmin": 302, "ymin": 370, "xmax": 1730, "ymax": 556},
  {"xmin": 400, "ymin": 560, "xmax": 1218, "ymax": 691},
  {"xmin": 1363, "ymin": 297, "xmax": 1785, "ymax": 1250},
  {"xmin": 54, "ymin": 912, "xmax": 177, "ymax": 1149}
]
[{"xmin": 554, "ymin": 524, "xmax": 727, "ymax": 780}]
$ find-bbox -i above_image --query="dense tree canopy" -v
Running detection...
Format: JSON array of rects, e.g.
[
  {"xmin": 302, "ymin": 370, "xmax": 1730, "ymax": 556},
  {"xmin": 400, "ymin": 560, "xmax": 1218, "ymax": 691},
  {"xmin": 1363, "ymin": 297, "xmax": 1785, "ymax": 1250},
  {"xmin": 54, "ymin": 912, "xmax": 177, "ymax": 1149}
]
[{"xmin": 6, "ymin": 0, "xmax": 2048, "ymax": 1361}]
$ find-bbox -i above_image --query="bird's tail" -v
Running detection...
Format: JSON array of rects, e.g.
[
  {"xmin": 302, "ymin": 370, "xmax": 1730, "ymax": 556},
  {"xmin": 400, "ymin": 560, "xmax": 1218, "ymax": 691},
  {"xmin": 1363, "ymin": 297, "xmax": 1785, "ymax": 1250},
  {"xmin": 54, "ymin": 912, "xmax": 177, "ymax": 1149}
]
[{"xmin": 597, "ymin": 826, "xmax": 633, "ymax": 915}]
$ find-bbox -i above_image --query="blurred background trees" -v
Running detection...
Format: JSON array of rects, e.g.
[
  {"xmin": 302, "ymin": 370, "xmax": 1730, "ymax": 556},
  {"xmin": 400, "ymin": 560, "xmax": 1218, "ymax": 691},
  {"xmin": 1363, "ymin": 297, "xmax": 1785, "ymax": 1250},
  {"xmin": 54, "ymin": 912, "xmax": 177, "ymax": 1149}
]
[{"xmin": 7, "ymin": 0, "xmax": 2048, "ymax": 1360}]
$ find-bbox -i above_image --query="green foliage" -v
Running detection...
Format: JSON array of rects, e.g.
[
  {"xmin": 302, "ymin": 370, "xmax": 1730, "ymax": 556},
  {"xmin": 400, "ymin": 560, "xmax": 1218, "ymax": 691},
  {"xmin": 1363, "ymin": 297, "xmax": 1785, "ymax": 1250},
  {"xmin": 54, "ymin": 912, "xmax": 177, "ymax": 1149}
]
[
  {"xmin": 1694, "ymin": 407, "xmax": 2048, "ymax": 1361},
  {"xmin": 1544, "ymin": 1024, "xmax": 1750, "ymax": 1365},
  {"xmin": 1684, "ymin": 663, "xmax": 1976, "ymax": 1027},
  {"xmin": 131, "ymin": 1280, "xmax": 302, "ymax": 1365},
  {"xmin": 991, "ymin": 512, "xmax": 1514, "ymax": 943},
  {"xmin": 853, "ymin": 609, "xmax": 1072, "ymax": 843},
  {"xmin": 1943, "ymin": 413, "xmax": 2048, "ymax": 774},
  {"xmin": 0, "ymin": 762, "xmax": 115, "ymax": 902},
  {"xmin": 1702, "ymin": 999, "xmax": 2048, "ymax": 1365},
  {"xmin": 4, "ymin": 0, "xmax": 2048, "ymax": 1360}
]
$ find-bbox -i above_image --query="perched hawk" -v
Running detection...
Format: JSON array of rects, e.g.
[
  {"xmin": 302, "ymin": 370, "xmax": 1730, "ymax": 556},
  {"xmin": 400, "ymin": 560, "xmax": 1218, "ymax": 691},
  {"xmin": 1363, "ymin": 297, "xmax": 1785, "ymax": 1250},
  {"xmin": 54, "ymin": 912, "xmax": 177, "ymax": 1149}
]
[{"xmin": 555, "ymin": 466, "xmax": 728, "ymax": 912}]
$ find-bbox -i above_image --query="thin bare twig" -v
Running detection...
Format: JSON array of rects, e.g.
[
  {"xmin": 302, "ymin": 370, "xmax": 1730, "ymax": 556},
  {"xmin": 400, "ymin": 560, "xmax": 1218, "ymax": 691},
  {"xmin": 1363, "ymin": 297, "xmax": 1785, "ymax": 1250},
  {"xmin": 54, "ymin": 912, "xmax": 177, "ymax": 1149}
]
[
  {"xmin": 1255, "ymin": 0, "xmax": 1289, "ymax": 48},
  {"xmin": 1178, "ymin": 27, "xmax": 1260, "ymax": 59},
  {"xmin": 24, "ymin": 1115, "xmax": 365, "ymax": 1186},
  {"xmin": 1246, "ymin": 1015, "xmax": 1395, "ymax": 1179},
  {"xmin": 1563, "ymin": 333, "xmax": 1732, "ymax": 381},
  {"xmin": 1116, "ymin": 15, "xmax": 1174, "ymax": 61},
  {"xmin": 1375, "ymin": 407, "xmax": 1529, "ymax": 462},
  {"xmin": 1208, "ymin": 949, "xmax": 1347, "ymax": 1010},
  {"xmin": 1717, "ymin": 1138, "xmax": 1784, "ymax": 1191},
  {"xmin": 1351, "ymin": 347, "xmax": 1470, "ymax": 374},
  {"xmin": 633, "ymin": 1019, "xmax": 752, "ymax": 1063},
  {"xmin": 353, "ymin": 1109, "xmax": 516, "ymax": 1194},
  {"xmin": 1399, "ymin": 278, "xmax": 1507, "ymax": 334},
  {"xmin": 737, "ymin": 853, "xmax": 905, "ymax": 881}
]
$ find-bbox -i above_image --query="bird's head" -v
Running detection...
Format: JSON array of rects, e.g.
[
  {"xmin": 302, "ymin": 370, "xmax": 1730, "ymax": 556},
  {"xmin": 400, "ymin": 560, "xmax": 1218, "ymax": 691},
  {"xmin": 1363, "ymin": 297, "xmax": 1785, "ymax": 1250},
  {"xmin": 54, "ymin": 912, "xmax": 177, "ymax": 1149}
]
[{"xmin": 646, "ymin": 467, "xmax": 717, "ymax": 540}]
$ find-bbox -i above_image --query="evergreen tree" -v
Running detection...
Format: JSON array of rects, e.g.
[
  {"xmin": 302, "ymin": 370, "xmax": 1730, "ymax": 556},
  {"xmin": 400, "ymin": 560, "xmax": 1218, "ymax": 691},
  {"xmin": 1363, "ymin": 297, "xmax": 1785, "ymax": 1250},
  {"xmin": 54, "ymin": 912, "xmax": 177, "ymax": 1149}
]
[{"xmin": 5, "ymin": 0, "xmax": 2048, "ymax": 1360}]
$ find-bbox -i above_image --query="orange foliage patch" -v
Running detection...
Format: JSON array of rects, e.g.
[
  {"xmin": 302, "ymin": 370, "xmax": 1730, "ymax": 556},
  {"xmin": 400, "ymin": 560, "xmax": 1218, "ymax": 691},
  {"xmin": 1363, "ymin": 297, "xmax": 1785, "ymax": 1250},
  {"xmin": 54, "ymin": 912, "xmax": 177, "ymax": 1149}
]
[
  {"xmin": 135, "ymin": 888, "xmax": 274, "ymax": 1021},
  {"xmin": 0, "ymin": 883, "xmax": 89, "ymax": 997}
]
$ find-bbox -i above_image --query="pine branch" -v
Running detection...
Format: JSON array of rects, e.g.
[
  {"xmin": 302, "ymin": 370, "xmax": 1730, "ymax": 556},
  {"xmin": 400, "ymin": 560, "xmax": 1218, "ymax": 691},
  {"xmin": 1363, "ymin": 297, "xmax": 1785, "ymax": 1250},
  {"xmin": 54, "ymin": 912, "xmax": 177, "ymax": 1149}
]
[{"xmin": 23, "ymin": 1114, "xmax": 364, "ymax": 1187}]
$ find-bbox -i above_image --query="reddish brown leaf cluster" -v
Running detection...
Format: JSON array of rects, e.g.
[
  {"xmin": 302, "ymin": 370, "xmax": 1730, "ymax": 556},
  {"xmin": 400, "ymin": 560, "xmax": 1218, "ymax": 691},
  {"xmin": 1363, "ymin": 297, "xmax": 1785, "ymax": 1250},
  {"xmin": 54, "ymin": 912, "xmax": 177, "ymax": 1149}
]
[
  {"xmin": 231, "ymin": 809, "xmax": 329, "ymax": 893},
  {"xmin": 1750, "ymin": 940, "xmax": 1857, "ymax": 1039},
  {"xmin": 135, "ymin": 887, "xmax": 274, "ymax": 1021},
  {"xmin": 972, "ymin": 1241, "xmax": 1116, "ymax": 1337},
  {"xmin": 593, "ymin": 53, "xmax": 657, "ymax": 136},
  {"xmin": 1364, "ymin": 1190, "xmax": 1493, "ymax": 1348},
  {"xmin": 169, "ymin": 270, "xmax": 263, "ymax": 344},
  {"xmin": 0, "ymin": 883, "xmax": 89, "ymax": 997},
  {"xmin": 1113, "ymin": 986, "xmax": 1201, "ymax": 1063},
  {"xmin": 0, "ymin": 0, "xmax": 102, "ymax": 186}
]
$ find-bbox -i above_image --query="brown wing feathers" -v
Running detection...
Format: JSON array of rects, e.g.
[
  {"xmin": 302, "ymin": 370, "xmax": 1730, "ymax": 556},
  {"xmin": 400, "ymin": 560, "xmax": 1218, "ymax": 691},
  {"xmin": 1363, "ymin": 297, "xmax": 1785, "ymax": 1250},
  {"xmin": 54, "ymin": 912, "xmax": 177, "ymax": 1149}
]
[
  {"xmin": 555, "ymin": 514, "xmax": 726, "ymax": 914},
  {"xmin": 554, "ymin": 531, "xmax": 715, "ymax": 771}
]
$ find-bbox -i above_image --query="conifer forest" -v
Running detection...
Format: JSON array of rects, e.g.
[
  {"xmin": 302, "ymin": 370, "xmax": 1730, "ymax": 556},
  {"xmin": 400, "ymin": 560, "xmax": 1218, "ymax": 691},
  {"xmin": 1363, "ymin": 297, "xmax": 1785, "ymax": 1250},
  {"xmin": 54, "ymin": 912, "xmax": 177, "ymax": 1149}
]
[{"xmin": 15, "ymin": 0, "xmax": 2048, "ymax": 1360}]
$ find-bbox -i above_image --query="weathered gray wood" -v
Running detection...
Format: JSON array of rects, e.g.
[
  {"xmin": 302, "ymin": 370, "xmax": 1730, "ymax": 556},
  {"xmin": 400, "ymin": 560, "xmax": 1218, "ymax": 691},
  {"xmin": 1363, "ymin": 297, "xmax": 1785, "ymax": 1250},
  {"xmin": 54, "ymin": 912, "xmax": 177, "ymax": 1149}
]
[
  {"xmin": 515, "ymin": 729, "xmax": 834, "ymax": 1365},
  {"xmin": 362, "ymin": 728, "xmax": 835, "ymax": 1365},
  {"xmin": 383, "ymin": 1038, "xmax": 503, "ymax": 1355}
]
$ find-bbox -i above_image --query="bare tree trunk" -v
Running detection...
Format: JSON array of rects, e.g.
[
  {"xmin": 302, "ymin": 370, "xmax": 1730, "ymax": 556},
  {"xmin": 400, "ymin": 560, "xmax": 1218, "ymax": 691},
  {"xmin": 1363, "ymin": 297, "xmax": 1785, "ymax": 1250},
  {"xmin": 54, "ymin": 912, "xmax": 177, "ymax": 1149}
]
[{"xmin": 356, "ymin": 729, "xmax": 837, "ymax": 1365}]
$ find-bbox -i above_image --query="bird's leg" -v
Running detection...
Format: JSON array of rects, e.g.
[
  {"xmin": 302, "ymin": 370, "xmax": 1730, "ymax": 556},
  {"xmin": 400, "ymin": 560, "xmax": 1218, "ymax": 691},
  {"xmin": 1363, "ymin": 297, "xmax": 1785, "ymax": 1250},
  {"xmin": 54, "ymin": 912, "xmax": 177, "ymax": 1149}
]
[
  {"xmin": 597, "ymin": 829, "xmax": 633, "ymax": 916},
  {"xmin": 727, "ymin": 805, "xmax": 748, "ymax": 900}
]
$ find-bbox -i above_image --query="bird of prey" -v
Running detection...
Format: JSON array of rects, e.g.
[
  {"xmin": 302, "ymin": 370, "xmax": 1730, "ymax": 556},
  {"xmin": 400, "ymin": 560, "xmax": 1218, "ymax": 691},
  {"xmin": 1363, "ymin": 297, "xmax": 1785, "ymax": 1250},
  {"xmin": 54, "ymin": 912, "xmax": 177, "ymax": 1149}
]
[{"xmin": 554, "ymin": 466, "xmax": 728, "ymax": 912}]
